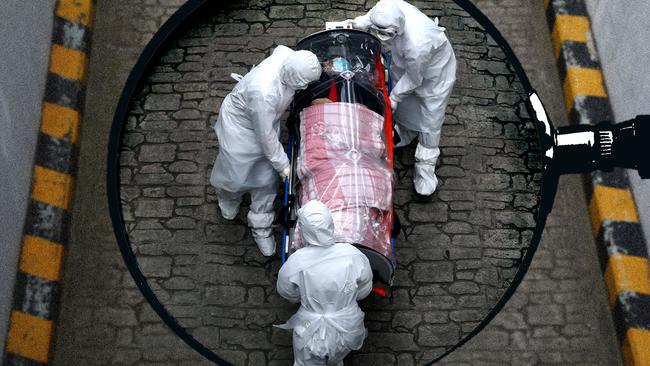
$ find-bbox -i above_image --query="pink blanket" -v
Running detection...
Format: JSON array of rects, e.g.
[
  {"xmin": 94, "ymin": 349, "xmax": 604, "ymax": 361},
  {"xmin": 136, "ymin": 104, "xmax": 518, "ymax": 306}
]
[{"xmin": 294, "ymin": 103, "xmax": 394, "ymax": 257}]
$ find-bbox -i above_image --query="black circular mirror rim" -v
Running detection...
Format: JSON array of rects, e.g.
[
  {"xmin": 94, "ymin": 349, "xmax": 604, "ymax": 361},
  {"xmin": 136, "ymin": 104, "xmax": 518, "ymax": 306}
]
[{"xmin": 106, "ymin": 1, "xmax": 550, "ymax": 365}]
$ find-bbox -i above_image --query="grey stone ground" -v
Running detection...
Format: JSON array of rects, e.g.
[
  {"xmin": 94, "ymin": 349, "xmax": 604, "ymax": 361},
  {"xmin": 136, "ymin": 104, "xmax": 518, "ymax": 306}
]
[
  {"xmin": 53, "ymin": 0, "xmax": 622, "ymax": 365},
  {"xmin": 119, "ymin": 0, "xmax": 540, "ymax": 362}
]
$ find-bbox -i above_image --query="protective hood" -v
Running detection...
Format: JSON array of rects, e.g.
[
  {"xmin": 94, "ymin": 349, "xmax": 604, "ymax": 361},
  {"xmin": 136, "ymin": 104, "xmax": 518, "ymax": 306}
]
[
  {"xmin": 297, "ymin": 200, "xmax": 336, "ymax": 247},
  {"xmin": 280, "ymin": 50, "xmax": 322, "ymax": 91},
  {"xmin": 369, "ymin": 0, "xmax": 405, "ymax": 36}
]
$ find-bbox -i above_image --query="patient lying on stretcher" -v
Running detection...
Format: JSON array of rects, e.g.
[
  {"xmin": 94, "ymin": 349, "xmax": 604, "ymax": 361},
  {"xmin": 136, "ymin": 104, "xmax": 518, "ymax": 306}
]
[{"xmin": 293, "ymin": 99, "xmax": 394, "ymax": 257}]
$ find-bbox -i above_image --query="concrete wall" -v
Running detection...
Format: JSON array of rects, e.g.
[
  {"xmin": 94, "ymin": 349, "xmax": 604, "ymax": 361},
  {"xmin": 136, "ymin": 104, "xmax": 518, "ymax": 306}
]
[
  {"xmin": 0, "ymin": 0, "xmax": 56, "ymax": 354},
  {"xmin": 585, "ymin": 0, "xmax": 650, "ymax": 255}
]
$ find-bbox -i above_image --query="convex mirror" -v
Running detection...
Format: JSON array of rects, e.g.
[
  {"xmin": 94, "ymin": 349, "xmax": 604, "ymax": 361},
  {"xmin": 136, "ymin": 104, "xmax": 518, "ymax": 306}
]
[{"xmin": 108, "ymin": 0, "xmax": 649, "ymax": 364}]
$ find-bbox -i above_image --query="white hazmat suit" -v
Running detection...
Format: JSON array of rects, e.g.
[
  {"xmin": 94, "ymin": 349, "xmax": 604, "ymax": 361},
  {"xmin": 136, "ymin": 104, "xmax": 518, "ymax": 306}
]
[
  {"xmin": 275, "ymin": 200, "xmax": 373, "ymax": 366},
  {"xmin": 210, "ymin": 46, "xmax": 321, "ymax": 256},
  {"xmin": 351, "ymin": 0, "xmax": 457, "ymax": 195}
]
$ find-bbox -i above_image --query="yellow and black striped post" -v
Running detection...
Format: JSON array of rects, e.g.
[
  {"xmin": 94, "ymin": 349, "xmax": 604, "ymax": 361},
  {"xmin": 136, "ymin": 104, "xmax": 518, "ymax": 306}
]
[
  {"xmin": 546, "ymin": 1, "xmax": 650, "ymax": 365},
  {"xmin": 3, "ymin": 1, "xmax": 94, "ymax": 364}
]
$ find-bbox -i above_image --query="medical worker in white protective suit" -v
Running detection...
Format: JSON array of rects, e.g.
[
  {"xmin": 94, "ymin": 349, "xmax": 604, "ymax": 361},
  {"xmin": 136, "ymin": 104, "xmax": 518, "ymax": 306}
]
[
  {"xmin": 210, "ymin": 46, "xmax": 321, "ymax": 256},
  {"xmin": 349, "ymin": 0, "xmax": 457, "ymax": 195},
  {"xmin": 275, "ymin": 200, "xmax": 373, "ymax": 366}
]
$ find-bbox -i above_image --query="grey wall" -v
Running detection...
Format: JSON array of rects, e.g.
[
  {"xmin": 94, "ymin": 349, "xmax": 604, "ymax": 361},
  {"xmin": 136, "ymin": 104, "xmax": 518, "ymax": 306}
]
[
  {"xmin": 585, "ymin": 0, "xmax": 650, "ymax": 255},
  {"xmin": 0, "ymin": 1, "xmax": 56, "ymax": 354}
]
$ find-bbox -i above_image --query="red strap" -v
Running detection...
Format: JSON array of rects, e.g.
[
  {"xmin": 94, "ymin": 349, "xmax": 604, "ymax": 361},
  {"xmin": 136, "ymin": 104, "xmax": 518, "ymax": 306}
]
[
  {"xmin": 372, "ymin": 287, "xmax": 387, "ymax": 297},
  {"xmin": 328, "ymin": 80, "xmax": 338, "ymax": 102}
]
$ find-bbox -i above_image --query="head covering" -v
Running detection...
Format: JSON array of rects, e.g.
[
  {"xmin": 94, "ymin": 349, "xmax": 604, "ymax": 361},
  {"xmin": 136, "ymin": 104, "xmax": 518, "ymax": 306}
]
[
  {"xmin": 369, "ymin": 0, "xmax": 405, "ymax": 35},
  {"xmin": 297, "ymin": 200, "xmax": 336, "ymax": 247},
  {"xmin": 280, "ymin": 50, "xmax": 322, "ymax": 90}
]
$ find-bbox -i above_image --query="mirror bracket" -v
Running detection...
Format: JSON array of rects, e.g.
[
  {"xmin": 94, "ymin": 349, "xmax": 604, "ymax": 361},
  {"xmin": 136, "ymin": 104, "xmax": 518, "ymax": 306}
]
[
  {"xmin": 527, "ymin": 92, "xmax": 649, "ymax": 178},
  {"xmin": 527, "ymin": 92, "xmax": 556, "ymax": 171},
  {"xmin": 553, "ymin": 116, "xmax": 650, "ymax": 177}
]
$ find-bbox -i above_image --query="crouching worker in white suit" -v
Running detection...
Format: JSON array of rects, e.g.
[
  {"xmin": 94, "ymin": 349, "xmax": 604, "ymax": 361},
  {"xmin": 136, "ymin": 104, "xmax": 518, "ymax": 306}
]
[
  {"xmin": 210, "ymin": 46, "xmax": 321, "ymax": 256},
  {"xmin": 275, "ymin": 200, "xmax": 373, "ymax": 366},
  {"xmin": 350, "ymin": 0, "xmax": 457, "ymax": 196}
]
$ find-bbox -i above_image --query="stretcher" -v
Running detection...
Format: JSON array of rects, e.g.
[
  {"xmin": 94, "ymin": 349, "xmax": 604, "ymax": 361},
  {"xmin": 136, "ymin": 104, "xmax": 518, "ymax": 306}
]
[{"xmin": 278, "ymin": 29, "xmax": 400, "ymax": 289}]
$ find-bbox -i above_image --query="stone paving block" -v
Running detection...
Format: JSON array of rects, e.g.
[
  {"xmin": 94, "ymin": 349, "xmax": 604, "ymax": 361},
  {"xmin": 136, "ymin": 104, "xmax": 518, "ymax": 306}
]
[
  {"xmin": 418, "ymin": 324, "xmax": 461, "ymax": 347},
  {"xmin": 481, "ymin": 229, "xmax": 521, "ymax": 248},
  {"xmin": 221, "ymin": 328, "xmax": 273, "ymax": 350},
  {"xmin": 408, "ymin": 202, "xmax": 449, "ymax": 222},
  {"xmin": 144, "ymin": 93, "xmax": 181, "ymax": 110},
  {"xmin": 205, "ymin": 285, "xmax": 246, "ymax": 306},
  {"xmin": 134, "ymin": 199, "xmax": 174, "ymax": 218},
  {"xmin": 138, "ymin": 144, "xmax": 176, "ymax": 162},
  {"xmin": 138, "ymin": 257, "xmax": 173, "ymax": 278},
  {"xmin": 413, "ymin": 262, "xmax": 455, "ymax": 283},
  {"xmin": 367, "ymin": 332, "xmax": 420, "ymax": 351},
  {"xmin": 134, "ymin": 173, "xmax": 174, "ymax": 185},
  {"xmin": 348, "ymin": 353, "xmax": 396, "ymax": 366}
]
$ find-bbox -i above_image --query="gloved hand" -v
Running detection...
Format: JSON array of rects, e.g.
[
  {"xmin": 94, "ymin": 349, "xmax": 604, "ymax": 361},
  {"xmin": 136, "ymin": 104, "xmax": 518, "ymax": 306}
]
[
  {"xmin": 279, "ymin": 165, "xmax": 291, "ymax": 181},
  {"xmin": 390, "ymin": 95, "xmax": 399, "ymax": 113},
  {"xmin": 346, "ymin": 16, "xmax": 371, "ymax": 30}
]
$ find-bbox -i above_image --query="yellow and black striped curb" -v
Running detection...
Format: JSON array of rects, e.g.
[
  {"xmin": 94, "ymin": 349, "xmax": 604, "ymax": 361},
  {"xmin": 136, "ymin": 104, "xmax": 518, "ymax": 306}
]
[
  {"xmin": 546, "ymin": 1, "xmax": 650, "ymax": 365},
  {"xmin": 2, "ymin": 1, "xmax": 94, "ymax": 365}
]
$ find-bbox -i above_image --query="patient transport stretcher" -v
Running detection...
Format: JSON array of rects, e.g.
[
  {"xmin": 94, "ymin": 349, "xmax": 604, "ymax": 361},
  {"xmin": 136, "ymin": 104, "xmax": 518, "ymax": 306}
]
[{"xmin": 279, "ymin": 29, "xmax": 399, "ymax": 288}]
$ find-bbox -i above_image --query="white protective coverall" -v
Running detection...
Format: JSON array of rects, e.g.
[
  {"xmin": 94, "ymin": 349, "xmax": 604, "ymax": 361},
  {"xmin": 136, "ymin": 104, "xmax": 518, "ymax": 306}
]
[
  {"xmin": 351, "ymin": 0, "xmax": 457, "ymax": 195},
  {"xmin": 210, "ymin": 46, "xmax": 321, "ymax": 256},
  {"xmin": 275, "ymin": 200, "xmax": 373, "ymax": 366}
]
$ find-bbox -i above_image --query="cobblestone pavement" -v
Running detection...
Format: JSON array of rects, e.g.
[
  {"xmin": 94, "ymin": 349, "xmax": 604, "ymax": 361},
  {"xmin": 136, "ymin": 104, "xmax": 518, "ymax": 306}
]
[{"xmin": 53, "ymin": 1, "xmax": 621, "ymax": 365}]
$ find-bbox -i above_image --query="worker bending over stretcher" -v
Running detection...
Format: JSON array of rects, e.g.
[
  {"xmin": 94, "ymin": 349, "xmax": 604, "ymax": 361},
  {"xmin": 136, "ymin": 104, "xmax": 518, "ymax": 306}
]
[
  {"xmin": 210, "ymin": 46, "xmax": 321, "ymax": 256},
  {"xmin": 349, "ymin": 0, "xmax": 457, "ymax": 196},
  {"xmin": 276, "ymin": 200, "xmax": 373, "ymax": 366}
]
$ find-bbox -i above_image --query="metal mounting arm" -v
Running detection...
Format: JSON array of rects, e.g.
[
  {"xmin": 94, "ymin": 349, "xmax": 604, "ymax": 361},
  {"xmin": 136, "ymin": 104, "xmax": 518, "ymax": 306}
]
[
  {"xmin": 552, "ymin": 116, "xmax": 650, "ymax": 178},
  {"xmin": 528, "ymin": 92, "xmax": 650, "ymax": 178}
]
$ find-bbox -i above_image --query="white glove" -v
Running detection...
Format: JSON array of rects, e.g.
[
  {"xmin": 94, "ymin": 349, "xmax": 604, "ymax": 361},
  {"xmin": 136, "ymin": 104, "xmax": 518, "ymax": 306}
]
[
  {"xmin": 390, "ymin": 96, "xmax": 399, "ymax": 113},
  {"xmin": 279, "ymin": 165, "xmax": 291, "ymax": 181}
]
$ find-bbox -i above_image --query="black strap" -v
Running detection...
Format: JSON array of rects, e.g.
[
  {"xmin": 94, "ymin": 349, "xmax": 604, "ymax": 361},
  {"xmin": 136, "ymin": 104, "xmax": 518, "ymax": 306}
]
[
  {"xmin": 391, "ymin": 209, "xmax": 401, "ymax": 239},
  {"xmin": 274, "ymin": 194, "xmax": 296, "ymax": 227}
]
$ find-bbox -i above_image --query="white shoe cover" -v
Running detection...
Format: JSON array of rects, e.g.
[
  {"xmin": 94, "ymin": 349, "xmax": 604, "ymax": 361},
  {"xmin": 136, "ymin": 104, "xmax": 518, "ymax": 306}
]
[
  {"xmin": 414, "ymin": 172, "xmax": 438, "ymax": 196},
  {"xmin": 414, "ymin": 142, "xmax": 440, "ymax": 196},
  {"xmin": 218, "ymin": 200, "xmax": 239, "ymax": 220},
  {"xmin": 254, "ymin": 235, "xmax": 276, "ymax": 256}
]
